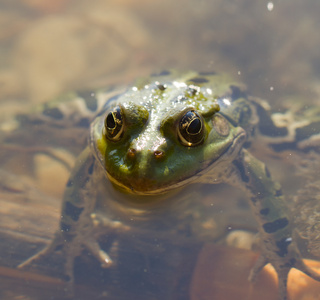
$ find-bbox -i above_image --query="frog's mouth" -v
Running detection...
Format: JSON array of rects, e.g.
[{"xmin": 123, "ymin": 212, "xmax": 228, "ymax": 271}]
[{"xmin": 105, "ymin": 130, "xmax": 246, "ymax": 195}]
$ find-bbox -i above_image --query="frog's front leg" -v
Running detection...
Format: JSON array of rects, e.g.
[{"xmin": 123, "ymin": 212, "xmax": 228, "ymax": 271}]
[
  {"xmin": 18, "ymin": 146, "xmax": 113, "ymax": 286},
  {"xmin": 231, "ymin": 149, "xmax": 320, "ymax": 300}
]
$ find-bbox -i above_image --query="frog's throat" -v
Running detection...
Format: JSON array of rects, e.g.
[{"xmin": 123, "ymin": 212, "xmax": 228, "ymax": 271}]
[{"xmin": 105, "ymin": 130, "xmax": 246, "ymax": 195}]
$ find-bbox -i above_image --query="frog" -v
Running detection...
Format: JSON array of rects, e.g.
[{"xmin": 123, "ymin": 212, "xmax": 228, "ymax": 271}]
[{"xmin": 6, "ymin": 70, "xmax": 320, "ymax": 300}]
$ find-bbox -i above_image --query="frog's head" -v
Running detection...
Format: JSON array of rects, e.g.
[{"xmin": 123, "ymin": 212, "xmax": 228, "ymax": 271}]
[{"xmin": 91, "ymin": 73, "xmax": 247, "ymax": 195}]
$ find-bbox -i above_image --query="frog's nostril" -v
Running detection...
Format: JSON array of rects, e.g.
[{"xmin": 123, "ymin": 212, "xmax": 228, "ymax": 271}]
[
  {"xmin": 127, "ymin": 148, "xmax": 136, "ymax": 159},
  {"xmin": 154, "ymin": 150, "xmax": 165, "ymax": 160}
]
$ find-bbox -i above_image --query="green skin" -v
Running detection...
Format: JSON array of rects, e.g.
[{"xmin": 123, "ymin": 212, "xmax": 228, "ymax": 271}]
[{"xmin": 17, "ymin": 71, "xmax": 320, "ymax": 299}]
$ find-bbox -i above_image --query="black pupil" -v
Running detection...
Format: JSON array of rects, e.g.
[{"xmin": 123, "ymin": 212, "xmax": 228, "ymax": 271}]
[
  {"xmin": 106, "ymin": 112, "xmax": 116, "ymax": 128},
  {"xmin": 188, "ymin": 118, "xmax": 201, "ymax": 134}
]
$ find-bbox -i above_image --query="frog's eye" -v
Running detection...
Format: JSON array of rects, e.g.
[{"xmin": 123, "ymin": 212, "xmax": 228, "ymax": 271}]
[
  {"xmin": 178, "ymin": 110, "xmax": 205, "ymax": 146},
  {"xmin": 104, "ymin": 106, "xmax": 124, "ymax": 141}
]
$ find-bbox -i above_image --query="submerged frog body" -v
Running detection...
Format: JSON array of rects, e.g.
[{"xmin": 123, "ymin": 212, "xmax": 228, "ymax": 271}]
[{"xmin": 12, "ymin": 71, "xmax": 320, "ymax": 299}]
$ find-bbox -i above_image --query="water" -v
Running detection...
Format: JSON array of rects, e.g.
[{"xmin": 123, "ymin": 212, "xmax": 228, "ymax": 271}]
[{"xmin": 0, "ymin": 1, "xmax": 320, "ymax": 299}]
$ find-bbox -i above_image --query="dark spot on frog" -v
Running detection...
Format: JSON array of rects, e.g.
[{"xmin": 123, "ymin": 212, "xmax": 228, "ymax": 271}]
[
  {"xmin": 232, "ymin": 160, "xmax": 249, "ymax": 183},
  {"xmin": 255, "ymin": 104, "xmax": 288, "ymax": 137},
  {"xmin": 78, "ymin": 91, "xmax": 98, "ymax": 112},
  {"xmin": 43, "ymin": 107, "xmax": 64, "ymax": 120},
  {"xmin": 76, "ymin": 117, "xmax": 91, "ymax": 128},
  {"xmin": 88, "ymin": 162, "xmax": 94, "ymax": 175},
  {"xmin": 265, "ymin": 166, "xmax": 271, "ymax": 178},
  {"xmin": 65, "ymin": 202, "xmax": 84, "ymax": 222},
  {"xmin": 262, "ymin": 217, "xmax": 289, "ymax": 234},
  {"xmin": 188, "ymin": 77, "xmax": 209, "ymax": 84},
  {"xmin": 295, "ymin": 121, "xmax": 320, "ymax": 142},
  {"xmin": 187, "ymin": 87, "xmax": 198, "ymax": 96},
  {"xmin": 275, "ymin": 236, "xmax": 292, "ymax": 257},
  {"xmin": 61, "ymin": 222, "xmax": 72, "ymax": 232},
  {"xmin": 198, "ymin": 71, "xmax": 216, "ymax": 76},
  {"xmin": 230, "ymin": 85, "xmax": 247, "ymax": 100},
  {"xmin": 275, "ymin": 188, "xmax": 283, "ymax": 197},
  {"xmin": 156, "ymin": 83, "xmax": 166, "ymax": 91},
  {"xmin": 260, "ymin": 208, "xmax": 270, "ymax": 216},
  {"xmin": 151, "ymin": 70, "xmax": 171, "ymax": 76}
]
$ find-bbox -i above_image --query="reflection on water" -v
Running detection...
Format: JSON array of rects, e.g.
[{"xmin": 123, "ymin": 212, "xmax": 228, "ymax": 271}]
[{"xmin": 0, "ymin": 1, "xmax": 320, "ymax": 300}]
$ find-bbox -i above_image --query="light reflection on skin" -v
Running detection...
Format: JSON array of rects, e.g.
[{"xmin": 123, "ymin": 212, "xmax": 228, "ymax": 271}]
[
  {"xmin": 173, "ymin": 81, "xmax": 187, "ymax": 88},
  {"xmin": 222, "ymin": 98, "xmax": 231, "ymax": 106}
]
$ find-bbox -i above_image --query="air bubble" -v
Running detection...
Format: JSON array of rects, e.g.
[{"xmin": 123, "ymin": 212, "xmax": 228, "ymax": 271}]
[{"xmin": 267, "ymin": 2, "xmax": 274, "ymax": 11}]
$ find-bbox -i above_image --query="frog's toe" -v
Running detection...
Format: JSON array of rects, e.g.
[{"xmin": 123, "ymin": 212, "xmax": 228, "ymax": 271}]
[
  {"xmin": 17, "ymin": 235, "xmax": 65, "ymax": 269},
  {"xmin": 249, "ymin": 253, "xmax": 290, "ymax": 300},
  {"xmin": 248, "ymin": 254, "xmax": 268, "ymax": 283},
  {"xmin": 295, "ymin": 257, "xmax": 320, "ymax": 281},
  {"xmin": 83, "ymin": 238, "xmax": 113, "ymax": 268},
  {"xmin": 274, "ymin": 257, "xmax": 320, "ymax": 300},
  {"xmin": 249, "ymin": 252, "xmax": 320, "ymax": 300},
  {"xmin": 17, "ymin": 246, "xmax": 50, "ymax": 269}
]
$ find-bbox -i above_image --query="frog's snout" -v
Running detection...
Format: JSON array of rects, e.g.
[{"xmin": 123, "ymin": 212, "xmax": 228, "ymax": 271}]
[
  {"xmin": 126, "ymin": 148, "xmax": 165, "ymax": 162},
  {"xmin": 108, "ymin": 146, "xmax": 169, "ymax": 193}
]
